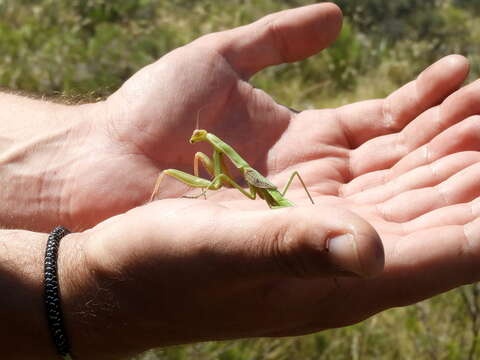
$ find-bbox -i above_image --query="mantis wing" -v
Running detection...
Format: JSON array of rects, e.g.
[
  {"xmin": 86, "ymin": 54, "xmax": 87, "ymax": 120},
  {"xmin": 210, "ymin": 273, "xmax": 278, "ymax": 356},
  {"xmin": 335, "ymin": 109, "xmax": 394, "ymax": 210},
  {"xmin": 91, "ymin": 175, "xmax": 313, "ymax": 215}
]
[{"xmin": 244, "ymin": 168, "xmax": 277, "ymax": 189}]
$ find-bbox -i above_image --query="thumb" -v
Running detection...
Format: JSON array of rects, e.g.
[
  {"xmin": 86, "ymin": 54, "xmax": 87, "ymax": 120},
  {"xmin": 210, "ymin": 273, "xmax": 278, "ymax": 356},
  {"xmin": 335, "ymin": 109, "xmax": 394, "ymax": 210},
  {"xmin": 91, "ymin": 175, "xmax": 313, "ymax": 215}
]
[
  {"xmin": 94, "ymin": 201, "xmax": 384, "ymax": 281},
  {"xmin": 193, "ymin": 3, "xmax": 343, "ymax": 79},
  {"xmin": 236, "ymin": 206, "xmax": 384, "ymax": 279}
]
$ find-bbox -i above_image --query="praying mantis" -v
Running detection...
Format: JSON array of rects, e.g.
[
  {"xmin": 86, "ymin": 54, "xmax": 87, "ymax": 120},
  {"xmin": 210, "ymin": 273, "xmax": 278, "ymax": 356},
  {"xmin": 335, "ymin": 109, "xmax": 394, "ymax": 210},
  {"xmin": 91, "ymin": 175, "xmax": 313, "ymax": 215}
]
[{"xmin": 149, "ymin": 129, "xmax": 314, "ymax": 208}]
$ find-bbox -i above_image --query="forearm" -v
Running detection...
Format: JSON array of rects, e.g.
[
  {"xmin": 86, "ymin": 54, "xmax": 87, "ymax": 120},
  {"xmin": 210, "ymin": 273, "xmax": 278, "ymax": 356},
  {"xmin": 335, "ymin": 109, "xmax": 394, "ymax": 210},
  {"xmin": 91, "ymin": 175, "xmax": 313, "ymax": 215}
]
[
  {"xmin": 0, "ymin": 227, "xmax": 137, "ymax": 360},
  {"xmin": 0, "ymin": 229, "xmax": 85, "ymax": 359},
  {"xmin": 0, "ymin": 93, "xmax": 103, "ymax": 231}
]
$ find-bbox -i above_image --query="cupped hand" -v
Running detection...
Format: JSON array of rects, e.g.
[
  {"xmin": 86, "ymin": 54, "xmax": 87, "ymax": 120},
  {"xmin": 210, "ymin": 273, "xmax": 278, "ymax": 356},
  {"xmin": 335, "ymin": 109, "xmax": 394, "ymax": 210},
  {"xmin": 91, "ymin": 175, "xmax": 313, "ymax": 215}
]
[
  {"xmin": 73, "ymin": 43, "xmax": 480, "ymax": 353},
  {"xmin": 69, "ymin": 3, "xmax": 343, "ymax": 227},
  {"xmin": 73, "ymin": 126, "xmax": 480, "ymax": 356},
  {"xmin": 70, "ymin": 4, "xmax": 480, "ymax": 238},
  {"xmin": 59, "ymin": 4, "xmax": 480, "ymax": 355}
]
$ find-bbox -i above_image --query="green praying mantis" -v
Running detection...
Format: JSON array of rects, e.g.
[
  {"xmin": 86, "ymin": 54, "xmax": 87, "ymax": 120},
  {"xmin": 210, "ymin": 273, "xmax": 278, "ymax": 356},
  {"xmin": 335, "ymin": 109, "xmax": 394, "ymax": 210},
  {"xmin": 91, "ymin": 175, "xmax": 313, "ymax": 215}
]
[{"xmin": 149, "ymin": 129, "xmax": 314, "ymax": 208}]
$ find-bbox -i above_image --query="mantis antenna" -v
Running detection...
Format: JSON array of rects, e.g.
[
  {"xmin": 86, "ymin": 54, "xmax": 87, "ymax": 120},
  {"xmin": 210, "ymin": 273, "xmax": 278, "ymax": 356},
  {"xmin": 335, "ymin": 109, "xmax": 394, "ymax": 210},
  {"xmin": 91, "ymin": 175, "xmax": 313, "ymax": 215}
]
[{"xmin": 195, "ymin": 105, "xmax": 209, "ymax": 130}]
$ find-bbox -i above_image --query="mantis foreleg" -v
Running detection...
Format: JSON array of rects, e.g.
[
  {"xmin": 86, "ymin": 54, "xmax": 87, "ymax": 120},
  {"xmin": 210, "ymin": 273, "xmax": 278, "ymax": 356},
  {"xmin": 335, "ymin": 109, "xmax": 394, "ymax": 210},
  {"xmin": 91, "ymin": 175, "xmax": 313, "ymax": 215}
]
[
  {"xmin": 194, "ymin": 152, "xmax": 214, "ymax": 178},
  {"xmin": 192, "ymin": 152, "xmax": 215, "ymax": 199},
  {"xmin": 194, "ymin": 152, "xmax": 234, "ymax": 187}
]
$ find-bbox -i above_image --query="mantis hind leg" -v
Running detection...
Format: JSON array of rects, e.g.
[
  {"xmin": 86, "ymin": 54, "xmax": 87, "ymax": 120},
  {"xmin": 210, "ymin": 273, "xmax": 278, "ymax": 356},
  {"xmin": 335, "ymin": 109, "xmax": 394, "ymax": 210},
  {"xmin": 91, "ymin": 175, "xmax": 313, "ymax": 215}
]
[
  {"xmin": 198, "ymin": 173, "xmax": 258, "ymax": 200},
  {"xmin": 150, "ymin": 169, "xmax": 214, "ymax": 202},
  {"xmin": 281, "ymin": 171, "xmax": 315, "ymax": 204}
]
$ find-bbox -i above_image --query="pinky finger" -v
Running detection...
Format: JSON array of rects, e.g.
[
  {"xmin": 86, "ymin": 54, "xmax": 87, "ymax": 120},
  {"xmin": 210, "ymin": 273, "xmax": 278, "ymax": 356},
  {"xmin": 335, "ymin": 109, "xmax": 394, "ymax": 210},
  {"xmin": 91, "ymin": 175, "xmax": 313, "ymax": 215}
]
[{"xmin": 369, "ymin": 223, "xmax": 480, "ymax": 307}]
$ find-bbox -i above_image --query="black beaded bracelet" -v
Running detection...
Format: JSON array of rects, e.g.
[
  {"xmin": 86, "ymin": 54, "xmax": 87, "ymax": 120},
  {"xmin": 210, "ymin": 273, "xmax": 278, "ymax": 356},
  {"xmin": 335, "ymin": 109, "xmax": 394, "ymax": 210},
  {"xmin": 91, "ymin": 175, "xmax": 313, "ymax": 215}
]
[{"xmin": 44, "ymin": 226, "xmax": 73, "ymax": 360}]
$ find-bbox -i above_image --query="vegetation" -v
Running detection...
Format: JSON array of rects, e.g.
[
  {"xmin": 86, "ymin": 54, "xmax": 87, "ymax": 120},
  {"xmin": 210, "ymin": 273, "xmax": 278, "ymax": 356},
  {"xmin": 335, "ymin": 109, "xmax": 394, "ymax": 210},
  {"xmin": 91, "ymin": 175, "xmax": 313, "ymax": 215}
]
[{"xmin": 2, "ymin": 0, "xmax": 480, "ymax": 358}]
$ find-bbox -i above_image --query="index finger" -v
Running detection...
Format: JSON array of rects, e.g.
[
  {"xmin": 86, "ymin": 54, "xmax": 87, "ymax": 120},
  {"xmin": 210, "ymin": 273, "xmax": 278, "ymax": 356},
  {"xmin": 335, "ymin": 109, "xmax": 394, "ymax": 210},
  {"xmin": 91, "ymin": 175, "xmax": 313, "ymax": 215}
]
[{"xmin": 337, "ymin": 55, "xmax": 470, "ymax": 149}]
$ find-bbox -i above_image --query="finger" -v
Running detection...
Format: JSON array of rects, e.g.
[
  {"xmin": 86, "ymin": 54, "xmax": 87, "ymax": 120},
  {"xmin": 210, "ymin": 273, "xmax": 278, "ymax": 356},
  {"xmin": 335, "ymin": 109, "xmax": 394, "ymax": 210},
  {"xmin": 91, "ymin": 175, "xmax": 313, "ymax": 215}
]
[
  {"xmin": 337, "ymin": 55, "xmax": 469, "ymax": 148},
  {"xmin": 375, "ymin": 220, "xmax": 480, "ymax": 306},
  {"xmin": 392, "ymin": 115, "xmax": 480, "ymax": 176},
  {"xmin": 350, "ymin": 76, "xmax": 480, "ymax": 178},
  {"xmin": 377, "ymin": 161, "xmax": 480, "ymax": 223},
  {"xmin": 345, "ymin": 151, "xmax": 480, "ymax": 203},
  {"xmin": 340, "ymin": 169, "xmax": 388, "ymax": 196},
  {"xmin": 298, "ymin": 219, "xmax": 480, "ymax": 327},
  {"xmin": 346, "ymin": 111, "xmax": 480, "ymax": 194},
  {"xmin": 403, "ymin": 198, "xmax": 480, "ymax": 234},
  {"xmin": 194, "ymin": 3, "xmax": 342, "ymax": 79},
  {"xmin": 122, "ymin": 201, "xmax": 384, "ymax": 279},
  {"xmin": 214, "ymin": 205, "xmax": 384, "ymax": 279},
  {"xmin": 316, "ymin": 219, "xmax": 480, "ymax": 325},
  {"xmin": 253, "ymin": 206, "xmax": 385, "ymax": 278}
]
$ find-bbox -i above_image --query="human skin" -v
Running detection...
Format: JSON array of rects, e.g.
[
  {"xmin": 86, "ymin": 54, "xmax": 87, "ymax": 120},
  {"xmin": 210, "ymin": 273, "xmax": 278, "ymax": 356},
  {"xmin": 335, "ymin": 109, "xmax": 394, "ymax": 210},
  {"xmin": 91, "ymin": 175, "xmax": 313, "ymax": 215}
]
[{"xmin": 2, "ymin": 3, "xmax": 480, "ymax": 360}]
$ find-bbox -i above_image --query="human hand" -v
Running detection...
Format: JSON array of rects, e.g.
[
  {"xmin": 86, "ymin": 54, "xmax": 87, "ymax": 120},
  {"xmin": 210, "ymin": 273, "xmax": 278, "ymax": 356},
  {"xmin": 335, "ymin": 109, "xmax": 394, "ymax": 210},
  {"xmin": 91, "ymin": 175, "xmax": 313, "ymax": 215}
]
[
  {"xmin": 67, "ymin": 105, "xmax": 480, "ymax": 358},
  {"xmin": 5, "ymin": 3, "xmax": 479, "ymax": 236},
  {"xmin": 60, "ymin": 4, "xmax": 480, "ymax": 354},
  {"xmin": 63, "ymin": 198, "xmax": 383, "ymax": 359},
  {"xmin": 67, "ymin": 3, "xmax": 480, "ymax": 232},
  {"xmin": 5, "ymin": 2, "xmax": 480, "ymax": 358},
  {"xmin": 50, "ymin": 14, "xmax": 480, "ymax": 356},
  {"xmin": 62, "ymin": 3, "xmax": 344, "ymax": 229},
  {"xmin": 67, "ymin": 51, "xmax": 480, "ymax": 352}
]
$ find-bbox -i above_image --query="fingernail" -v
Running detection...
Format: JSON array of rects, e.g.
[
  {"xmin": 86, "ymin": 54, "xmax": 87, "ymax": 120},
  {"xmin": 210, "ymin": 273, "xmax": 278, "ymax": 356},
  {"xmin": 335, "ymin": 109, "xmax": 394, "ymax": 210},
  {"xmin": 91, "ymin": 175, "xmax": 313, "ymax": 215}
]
[{"xmin": 327, "ymin": 234, "xmax": 363, "ymax": 276}]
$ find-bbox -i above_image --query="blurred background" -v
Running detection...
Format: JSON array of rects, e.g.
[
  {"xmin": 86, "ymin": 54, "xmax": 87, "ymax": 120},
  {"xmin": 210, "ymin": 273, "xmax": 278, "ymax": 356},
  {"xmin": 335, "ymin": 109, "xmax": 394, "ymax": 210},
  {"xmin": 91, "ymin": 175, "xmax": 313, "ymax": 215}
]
[{"xmin": 2, "ymin": 0, "xmax": 480, "ymax": 359}]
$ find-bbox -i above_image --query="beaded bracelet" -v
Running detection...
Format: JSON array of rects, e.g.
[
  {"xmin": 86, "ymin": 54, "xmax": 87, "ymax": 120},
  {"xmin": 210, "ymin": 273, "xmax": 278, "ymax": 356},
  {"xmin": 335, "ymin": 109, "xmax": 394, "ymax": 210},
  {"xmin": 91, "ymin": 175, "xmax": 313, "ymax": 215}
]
[{"xmin": 44, "ymin": 226, "xmax": 73, "ymax": 360}]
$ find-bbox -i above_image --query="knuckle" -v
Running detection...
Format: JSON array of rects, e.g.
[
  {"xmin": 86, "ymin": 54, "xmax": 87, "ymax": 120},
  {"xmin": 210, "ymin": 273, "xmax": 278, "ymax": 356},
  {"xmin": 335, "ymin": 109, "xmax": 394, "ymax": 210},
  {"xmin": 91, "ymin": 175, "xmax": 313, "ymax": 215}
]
[
  {"xmin": 381, "ymin": 97, "xmax": 403, "ymax": 133},
  {"xmin": 268, "ymin": 217, "xmax": 328, "ymax": 278}
]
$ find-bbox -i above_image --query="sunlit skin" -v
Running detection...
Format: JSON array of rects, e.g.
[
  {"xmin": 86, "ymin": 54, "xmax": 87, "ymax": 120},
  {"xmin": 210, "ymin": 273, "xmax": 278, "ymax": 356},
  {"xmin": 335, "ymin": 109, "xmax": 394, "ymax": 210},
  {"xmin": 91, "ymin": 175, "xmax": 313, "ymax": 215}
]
[
  {"xmin": 3, "ymin": 3, "xmax": 480, "ymax": 360},
  {"xmin": 79, "ymin": 6, "xmax": 480, "ymax": 353}
]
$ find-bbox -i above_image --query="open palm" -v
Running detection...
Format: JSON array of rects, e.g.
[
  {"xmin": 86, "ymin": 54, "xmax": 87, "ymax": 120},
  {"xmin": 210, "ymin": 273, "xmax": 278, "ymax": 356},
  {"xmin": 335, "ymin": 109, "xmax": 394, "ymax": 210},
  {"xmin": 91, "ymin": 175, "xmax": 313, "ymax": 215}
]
[
  {"xmin": 96, "ymin": 50, "xmax": 480, "ymax": 335},
  {"xmin": 74, "ymin": 3, "xmax": 478, "ymax": 238},
  {"xmin": 57, "ymin": 4, "xmax": 480, "ymax": 349}
]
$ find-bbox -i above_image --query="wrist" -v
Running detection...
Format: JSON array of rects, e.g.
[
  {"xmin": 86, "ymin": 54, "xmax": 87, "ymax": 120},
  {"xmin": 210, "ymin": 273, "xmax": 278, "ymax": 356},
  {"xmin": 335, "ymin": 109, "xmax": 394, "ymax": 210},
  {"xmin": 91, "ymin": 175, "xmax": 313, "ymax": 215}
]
[
  {"xmin": 61, "ymin": 226, "xmax": 150, "ymax": 360},
  {"xmin": 58, "ymin": 230, "xmax": 124, "ymax": 360},
  {"xmin": 0, "ymin": 229, "xmax": 92, "ymax": 359},
  {"xmin": 0, "ymin": 94, "xmax": 107, "ymax": 231},
  {"xmin": 0, "ymin": 227, "xmax": 122, "ymax": 360}
]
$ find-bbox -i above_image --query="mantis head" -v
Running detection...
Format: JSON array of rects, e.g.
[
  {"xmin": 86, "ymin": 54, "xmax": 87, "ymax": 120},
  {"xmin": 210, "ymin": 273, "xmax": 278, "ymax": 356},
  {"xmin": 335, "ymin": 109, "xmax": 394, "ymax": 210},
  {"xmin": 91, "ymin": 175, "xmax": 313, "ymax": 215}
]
[{"xmin": 189, "ymin": 129, "xmax": 208, "ymax": 144}]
